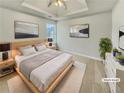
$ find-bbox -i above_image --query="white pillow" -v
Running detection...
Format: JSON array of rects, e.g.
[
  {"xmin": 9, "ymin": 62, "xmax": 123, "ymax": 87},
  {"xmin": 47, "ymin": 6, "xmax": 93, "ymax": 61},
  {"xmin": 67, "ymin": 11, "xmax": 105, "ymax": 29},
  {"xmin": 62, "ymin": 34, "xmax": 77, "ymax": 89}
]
[
  {"xmin": 35, "ymin": 44, "xmax": 46, "ymax": 51},
  {"xmin": 19, "ymin": 45, "xmax": 32, "ymax": 50},
  {"xmin": 19, "ymin": 46, "xmax": 36, "ymax": 56}
]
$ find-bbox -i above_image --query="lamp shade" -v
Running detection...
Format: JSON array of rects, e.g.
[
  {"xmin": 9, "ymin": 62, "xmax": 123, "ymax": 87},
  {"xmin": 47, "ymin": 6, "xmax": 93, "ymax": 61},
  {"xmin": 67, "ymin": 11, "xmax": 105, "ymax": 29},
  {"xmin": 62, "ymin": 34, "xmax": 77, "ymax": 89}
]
[
  {"xmin": 48, "ymin": 38, "xmax": 53, "ymax": 42},
  {"xmin": 0, "ymin": 43, "xmax": 10, "ymax": 52}
]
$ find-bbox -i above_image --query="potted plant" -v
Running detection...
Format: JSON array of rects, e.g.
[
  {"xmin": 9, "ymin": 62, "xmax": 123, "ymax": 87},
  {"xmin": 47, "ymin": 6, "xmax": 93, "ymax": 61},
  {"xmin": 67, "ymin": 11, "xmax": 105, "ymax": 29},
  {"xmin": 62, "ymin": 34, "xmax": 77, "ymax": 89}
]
[
  {"xmin": 99, "ymin": 38, "xmax": 112, "ymax": 60},
  {"xmin": 113, "ymin": 48, "xmax": 119, "ymax": 57},
  {"xmin": 116, "ymin": 55, "xmax": 124, "ymax": 65}
]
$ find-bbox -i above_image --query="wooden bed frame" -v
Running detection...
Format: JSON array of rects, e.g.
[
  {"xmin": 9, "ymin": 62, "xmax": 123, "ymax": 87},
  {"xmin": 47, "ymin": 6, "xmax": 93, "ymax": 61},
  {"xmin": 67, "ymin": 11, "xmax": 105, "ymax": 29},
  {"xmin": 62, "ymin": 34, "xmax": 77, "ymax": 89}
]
[{"xmin": 11, "ymin": 39, "xmax": 74, "ymax": 93}]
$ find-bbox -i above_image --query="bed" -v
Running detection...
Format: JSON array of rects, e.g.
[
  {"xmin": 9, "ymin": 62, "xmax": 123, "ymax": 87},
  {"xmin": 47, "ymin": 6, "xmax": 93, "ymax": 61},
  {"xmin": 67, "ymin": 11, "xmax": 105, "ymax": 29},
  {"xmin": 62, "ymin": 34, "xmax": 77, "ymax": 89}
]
[{"xmin": 12, "ymin": 40, "xmax": 74, "ymax": 93}]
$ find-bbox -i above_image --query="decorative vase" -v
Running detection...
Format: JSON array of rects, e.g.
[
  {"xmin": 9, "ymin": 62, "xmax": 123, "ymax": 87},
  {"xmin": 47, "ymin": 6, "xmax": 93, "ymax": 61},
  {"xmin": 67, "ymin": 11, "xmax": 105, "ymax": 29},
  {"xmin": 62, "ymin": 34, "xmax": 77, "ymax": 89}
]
[
  {"xmin": 113, "ymin": 51, "xmax": 116, "ymax": 57},
  {"xmin": 113, "ymin": 52, "xmax": 121, "ymax": 57}
]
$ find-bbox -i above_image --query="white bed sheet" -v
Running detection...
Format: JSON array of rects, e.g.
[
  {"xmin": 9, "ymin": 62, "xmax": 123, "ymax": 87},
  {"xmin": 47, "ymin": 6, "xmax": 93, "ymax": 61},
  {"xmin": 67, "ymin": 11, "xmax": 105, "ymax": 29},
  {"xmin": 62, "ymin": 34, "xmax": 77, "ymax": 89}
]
[
  {"xmin": 15, "ymin": 49, "xmax": 73, "ymax": 92},
  {"xmin": 15, "ymin": 49, "xmax": 51, "ymax": 67}
]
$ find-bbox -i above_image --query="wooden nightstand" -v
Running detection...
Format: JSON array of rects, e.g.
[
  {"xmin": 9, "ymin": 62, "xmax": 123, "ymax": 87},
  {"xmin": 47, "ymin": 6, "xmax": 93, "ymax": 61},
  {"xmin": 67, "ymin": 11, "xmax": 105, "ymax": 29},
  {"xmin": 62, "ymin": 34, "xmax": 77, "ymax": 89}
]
[{"xmin": 0, "ymin": 58, "xmax": 15, "ymax": 77}]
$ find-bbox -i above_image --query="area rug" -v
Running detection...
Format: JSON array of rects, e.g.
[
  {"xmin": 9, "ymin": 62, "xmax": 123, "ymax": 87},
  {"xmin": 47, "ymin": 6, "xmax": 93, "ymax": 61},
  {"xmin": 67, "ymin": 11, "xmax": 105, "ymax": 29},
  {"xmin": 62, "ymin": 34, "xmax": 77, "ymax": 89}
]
[{"xmin": 7, "ymin": 61, "xmax": 86, "ymax": 93}]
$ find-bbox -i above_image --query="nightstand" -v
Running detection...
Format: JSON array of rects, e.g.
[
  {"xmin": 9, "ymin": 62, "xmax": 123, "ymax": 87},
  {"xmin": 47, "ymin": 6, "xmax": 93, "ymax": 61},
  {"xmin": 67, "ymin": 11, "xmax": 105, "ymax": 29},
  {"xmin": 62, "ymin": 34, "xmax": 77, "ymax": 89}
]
[{"xmin": 0, "ymin": 58, "xmax": 15, "ymax": 77}]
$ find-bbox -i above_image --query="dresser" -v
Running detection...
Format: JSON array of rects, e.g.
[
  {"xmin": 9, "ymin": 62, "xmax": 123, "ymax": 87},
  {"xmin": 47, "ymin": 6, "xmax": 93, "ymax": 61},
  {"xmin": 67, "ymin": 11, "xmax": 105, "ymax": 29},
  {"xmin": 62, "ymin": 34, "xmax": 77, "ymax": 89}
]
[{"xmin": 105, "ymin": 53, "xmax": 124, "ymax": 93}]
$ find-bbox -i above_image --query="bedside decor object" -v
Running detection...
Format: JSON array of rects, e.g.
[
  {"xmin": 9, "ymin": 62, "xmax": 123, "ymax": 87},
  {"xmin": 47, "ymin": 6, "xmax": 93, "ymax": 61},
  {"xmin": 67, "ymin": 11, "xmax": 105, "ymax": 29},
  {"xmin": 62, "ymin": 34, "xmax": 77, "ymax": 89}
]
[
  {"xmin": 48, "ymin": 38, "xmax": 53, "ymax": 46},
  {"xmin": 0, "ymin": 43, "xmax": 10, "ymax": 61},
  {"xmin": 119, "ymin": 26, "xmax": 124, "ymax": 50},
  {"xmin": 70, "ymin": 24, "xmax": 89, "ymax": 38},
  {"xmin": 116, "ymin": 55, "xmax": 124, "ymax": 65},
  {"xmin": 99, "ymin": 38, "xmax": 112, "ymax": 59},
  {"xmin": 14, "ymin": 21, "xmax": 39, "ymax": 39}
]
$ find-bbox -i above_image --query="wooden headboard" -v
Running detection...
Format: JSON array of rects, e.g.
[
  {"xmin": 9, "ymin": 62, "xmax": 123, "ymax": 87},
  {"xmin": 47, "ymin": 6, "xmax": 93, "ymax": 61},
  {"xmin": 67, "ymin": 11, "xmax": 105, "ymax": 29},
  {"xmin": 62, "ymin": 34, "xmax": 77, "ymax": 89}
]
[{"xmin": 11, "ymin": 39, "xmax": 46, "ymax": 58}]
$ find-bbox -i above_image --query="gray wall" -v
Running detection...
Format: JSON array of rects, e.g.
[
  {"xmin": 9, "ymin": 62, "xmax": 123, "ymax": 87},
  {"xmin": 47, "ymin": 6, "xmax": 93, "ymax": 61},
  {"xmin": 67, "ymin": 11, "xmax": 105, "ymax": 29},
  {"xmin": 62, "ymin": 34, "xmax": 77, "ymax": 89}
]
[
  {"xmin": 0, "ymin": 7, "xmax": 56, "ymax": 42},
  {"xmin": 57, "ymin": 12, "xmax": 112, "ymax": 60},
  {"xmin": 0, "ymin": 7, "xmax": 113, "ymax": 60},
  {"xmin": 112, "ymin": 0, "xmax": 124, "ymax": 53},
  {"xmin": 0, "ymin": 7, "xmax": 56, "ymax": 59}
]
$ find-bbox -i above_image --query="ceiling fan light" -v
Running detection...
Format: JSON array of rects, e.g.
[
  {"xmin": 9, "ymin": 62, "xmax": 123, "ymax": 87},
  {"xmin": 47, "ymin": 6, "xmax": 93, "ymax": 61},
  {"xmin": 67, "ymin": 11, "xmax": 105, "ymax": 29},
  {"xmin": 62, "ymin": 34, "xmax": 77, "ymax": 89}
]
[
  {"xmin": 55, "ymin": 2, "xmax": 59, "ymax": 6},
  {"xmin": 48, "ymin": 0, "xmax": 67, "ymax": 9},
  {"xmin": 58, "ymin": 1, "xmax": 63, "ymax": 7}
]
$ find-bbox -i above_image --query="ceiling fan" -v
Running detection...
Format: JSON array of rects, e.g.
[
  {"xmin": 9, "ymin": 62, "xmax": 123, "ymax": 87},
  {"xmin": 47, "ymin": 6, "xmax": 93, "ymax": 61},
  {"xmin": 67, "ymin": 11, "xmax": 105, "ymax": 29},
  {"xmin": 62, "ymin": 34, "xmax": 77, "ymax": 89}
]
[{"xmin": 48, "ymin": 0, "xmax": 67, "ymax": 9}]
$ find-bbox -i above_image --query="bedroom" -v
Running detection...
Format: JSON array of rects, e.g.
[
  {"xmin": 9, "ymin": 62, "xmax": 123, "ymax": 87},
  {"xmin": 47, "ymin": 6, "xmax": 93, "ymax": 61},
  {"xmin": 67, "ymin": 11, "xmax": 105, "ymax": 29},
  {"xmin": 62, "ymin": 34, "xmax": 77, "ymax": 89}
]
[{"xmin": 0, "ymin": 0, "xmax": 124, "ymax": 93}]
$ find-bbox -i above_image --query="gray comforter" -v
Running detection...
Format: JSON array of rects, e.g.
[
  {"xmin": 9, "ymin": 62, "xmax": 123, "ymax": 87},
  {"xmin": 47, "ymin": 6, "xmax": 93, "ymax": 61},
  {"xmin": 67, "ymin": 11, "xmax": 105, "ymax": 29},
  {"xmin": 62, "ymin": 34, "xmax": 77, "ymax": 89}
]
[{"xmin": 19, "ymin": 49, "xmax": 62, "ymax": 79}]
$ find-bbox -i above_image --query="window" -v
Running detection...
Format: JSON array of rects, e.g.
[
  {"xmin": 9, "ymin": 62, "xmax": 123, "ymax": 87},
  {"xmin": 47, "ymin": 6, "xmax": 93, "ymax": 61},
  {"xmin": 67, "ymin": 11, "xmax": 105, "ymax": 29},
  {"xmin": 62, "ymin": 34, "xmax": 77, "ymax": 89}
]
[{"xmin": 47, "ymin": 24, "xmax": 57, "ymax": 43}]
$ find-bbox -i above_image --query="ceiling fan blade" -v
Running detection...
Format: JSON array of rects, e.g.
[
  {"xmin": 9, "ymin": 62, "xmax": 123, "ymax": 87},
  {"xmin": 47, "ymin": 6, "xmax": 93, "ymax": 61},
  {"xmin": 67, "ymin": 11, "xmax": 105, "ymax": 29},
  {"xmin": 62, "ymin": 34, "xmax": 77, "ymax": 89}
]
[
  {"xmin": 48, "ymin": 0, "xmax": 57, "ymax": 7},
  {"xmin": 48, "ymin": 0, "xmax": 55, "ymax": 7},
  {"xmin": 61, "ymin": 0, "xmax": 67, "ymax": 9},
  {"xmin": 48, "ymin": 2, "xmax": 52, "ymax": 7}
]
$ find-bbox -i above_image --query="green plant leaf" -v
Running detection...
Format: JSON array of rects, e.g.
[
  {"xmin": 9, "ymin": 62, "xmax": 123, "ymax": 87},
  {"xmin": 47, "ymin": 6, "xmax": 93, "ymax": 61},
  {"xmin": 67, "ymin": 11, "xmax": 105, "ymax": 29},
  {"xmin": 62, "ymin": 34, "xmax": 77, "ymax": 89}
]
[{"xmin": 99, "ymin": 38, "xmax": 112, "ymax": 59}]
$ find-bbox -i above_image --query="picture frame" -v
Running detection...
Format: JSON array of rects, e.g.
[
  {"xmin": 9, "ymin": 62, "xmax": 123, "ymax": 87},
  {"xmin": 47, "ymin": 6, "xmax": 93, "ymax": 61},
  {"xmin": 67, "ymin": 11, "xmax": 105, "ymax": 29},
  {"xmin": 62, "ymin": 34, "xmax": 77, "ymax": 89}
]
[
  {"xmin": 14, "ymin": 21, "xmax": 39, "ymax": 39},
  {"xmin": 70, "ymin": 24, "xmax": 89, "ymax": 38},
  {"xmin": 119, "ymin": 26, "xmax": 124, "ymax": 50}
]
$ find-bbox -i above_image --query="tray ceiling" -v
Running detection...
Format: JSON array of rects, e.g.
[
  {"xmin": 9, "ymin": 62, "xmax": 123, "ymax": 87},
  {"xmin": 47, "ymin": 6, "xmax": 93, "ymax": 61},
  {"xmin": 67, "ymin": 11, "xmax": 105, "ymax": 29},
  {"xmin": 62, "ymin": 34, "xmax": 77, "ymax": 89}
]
[
  {"xmin": 0, "ymin": 0, "xmax": 118, "ymax": 21},
  {"xmin": 22, "ymin": 0, "xmax": 88, "ymax": 19}
]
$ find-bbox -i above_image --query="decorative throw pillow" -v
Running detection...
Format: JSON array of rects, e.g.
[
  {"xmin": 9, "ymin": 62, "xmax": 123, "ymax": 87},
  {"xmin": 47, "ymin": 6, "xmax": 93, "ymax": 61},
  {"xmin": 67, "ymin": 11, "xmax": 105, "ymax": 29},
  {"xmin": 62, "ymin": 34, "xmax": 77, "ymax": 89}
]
[
  {"xmin": 19, "ymin": 46, "xmax": 36, "ymax": 55},
  {"xmin": 35, "ymin": 44, "xmax": 46, "ymax": 51}
]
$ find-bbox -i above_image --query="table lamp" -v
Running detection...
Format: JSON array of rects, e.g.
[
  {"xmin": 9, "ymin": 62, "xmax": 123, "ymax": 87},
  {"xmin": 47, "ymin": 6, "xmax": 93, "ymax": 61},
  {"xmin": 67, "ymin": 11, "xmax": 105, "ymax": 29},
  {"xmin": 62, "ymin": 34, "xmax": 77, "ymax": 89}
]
[
  {"xmin": 0, "ymin": 43, "xmax": 10, "ymax": 61},
  {"xmin": 48, "ymin": 38, "xmax": 53, "ymax": 46}
]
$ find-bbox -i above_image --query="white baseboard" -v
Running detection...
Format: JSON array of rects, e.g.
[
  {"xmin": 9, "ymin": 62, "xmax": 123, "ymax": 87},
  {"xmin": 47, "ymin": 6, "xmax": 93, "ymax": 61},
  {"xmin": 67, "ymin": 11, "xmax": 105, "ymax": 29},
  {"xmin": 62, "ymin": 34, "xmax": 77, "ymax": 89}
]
[{"xmin": 61, "ymin": 49, "xmax": 102, "ymax": 61}]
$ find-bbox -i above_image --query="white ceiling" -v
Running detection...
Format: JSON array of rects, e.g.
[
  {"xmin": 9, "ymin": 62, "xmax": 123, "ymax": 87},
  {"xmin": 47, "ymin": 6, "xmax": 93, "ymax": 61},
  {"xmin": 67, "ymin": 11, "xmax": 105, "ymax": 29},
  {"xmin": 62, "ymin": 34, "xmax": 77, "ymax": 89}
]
[
  {"xmin": 0, "ymin": 0, "xmax": 118, "ymax": 21},
  {"xmin": 22, "ymin": 0, "xmax": 88, "ymax": 17}
]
